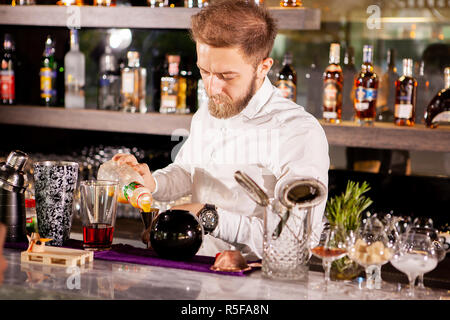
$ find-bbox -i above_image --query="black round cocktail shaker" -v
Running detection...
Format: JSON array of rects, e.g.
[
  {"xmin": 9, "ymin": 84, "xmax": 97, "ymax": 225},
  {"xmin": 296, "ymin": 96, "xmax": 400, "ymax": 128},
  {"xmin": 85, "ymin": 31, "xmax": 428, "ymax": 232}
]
[{"xmin": 0, "ymin": 150, "xmax": 29, "ymax": 242}]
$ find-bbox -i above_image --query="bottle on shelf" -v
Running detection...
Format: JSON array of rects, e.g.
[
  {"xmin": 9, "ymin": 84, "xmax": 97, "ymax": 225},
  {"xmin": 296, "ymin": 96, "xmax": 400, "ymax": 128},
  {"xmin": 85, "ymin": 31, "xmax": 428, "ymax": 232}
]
[
  {"xmin": 0, "ymin": 34, "xmax": 15, "ymax": 105},
  {"xmin": 416, "ymin": 60, "xmax": 433, "ymax": 124},
  {"xmin": 121, "ymin": 50, "xmax": 142, "ymax": 113},
  {"xmin": 160, "ymin": 54, "xmax": 188, "ymax": 114},
  {"xmin": 180, "ymin": 60, "xmax": 197, "ymax": 113},
  {"xmin": 275, "ymin": 52, "xmax": 297, "ymax": 103},
  {"xmin": 377, "ymin": 48, "xmax": 399, "ymax": 122},
  {"xmin": 424, "ymin": 67, "xmax": 450, "ymax": 128},
  {"xmin": 354, "ymin": 45, "xmax": 378, "ymax": 125},
  {"xmin": 56, "ymin": 0, "xmax": 84, "ymax": 5},
  {"xmin": 40, "ymin": 35, "xmax": 58, "ymax": 107},
  {"xmin": 148, "ymin": 0, "xmax": 164, "ymax": 7},
  {"xmin": 94, "ymin": 0, "xmax": 116, "ymax": 5},
  {"xmin": 97, "ymin": 160, "xmax": 153, "ymax": 213},
  {"xmin": 98, "ymin": 44, "xmax": 120, "ymax": 111},
  {"xmin": 139, "ymin": 67, "xmax": 147, "ymax": 114},
  {"xmin": 64, "ymin": 28, "xmax": 85, "ymax": 109},
  {"xmin": 342, "ymin": 45, "xmax": 357, "ymax": 121},
  {"xmin": 280, "ymin": 0, "xmax": 301, "ymax": 7},
  {"xmin": 322, "ymin": 43, "xmax": 343, "ymax": 123},
  {"xmin": 394, "ymin": 58, "xmax": 417, "ymax": 127}
]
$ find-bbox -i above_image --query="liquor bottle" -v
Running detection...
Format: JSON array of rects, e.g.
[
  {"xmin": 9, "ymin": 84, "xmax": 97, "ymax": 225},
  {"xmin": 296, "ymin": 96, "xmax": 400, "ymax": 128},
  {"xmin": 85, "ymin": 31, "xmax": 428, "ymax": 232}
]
[
  {"xmin": 416, "ymin": 60, "xmax": 432, "ymax": 124},
  {"xmin": 139, "ymin": 67, "xmax": 147, "ymax": 113},
  {"xmin": 160, "ymin": 54, "xmax": 186, "ymax": 114},
  {"xmin": 275, "ymin": 52, "xmax": 297, "ymax": 102},
  {"xmin": 97, "ymin": 160, "xmax": 153, "ymax": 212},
  {"xmin": 40, "ymin": 35, "xmax": 58, "ymax": 106},
  {"xmin": 121, "ymin": 50, "xmax": 141, "ymax": 113},
  {"xmin": 394, "ymin": 59, "xmax": 417, "ymax": 127},
  {"xmin": 354, "ymin": 45, "xmax": 378, "ymax": 125},
  {"xmin": 0, "ymin": 34, "xmax": 15, "ymax": 105},
  {"xmin": 377, "ymin": 48, "xmax": 399, "ymax": 122},
  {"xmin": 94, "ymin": 0, "xmax": 116, "ymax": 5},
  {"xmin": 424, "ymin": 67, "xmax": 450, "ymax": 128},
  {"xmin": 342, "ymin": 46, "xmax": 356, "ymax": 121},
  {"xmin": 98, "ymin": 44, "xmax": 120, "ymax": 111},
  {"xmin": 280, "ymin": 0, "xmax": 301, "ymax": 7},
  {"xmin": 64, "ymin": 29, "xmax": 85, "ymax": 109},
  {"xmin": 180, "ymin": 60, "xmax": 197, "ymax": 113},
  {"xmin": 322, "ymin": 43, "xmax": 343, "ymax": 123}
]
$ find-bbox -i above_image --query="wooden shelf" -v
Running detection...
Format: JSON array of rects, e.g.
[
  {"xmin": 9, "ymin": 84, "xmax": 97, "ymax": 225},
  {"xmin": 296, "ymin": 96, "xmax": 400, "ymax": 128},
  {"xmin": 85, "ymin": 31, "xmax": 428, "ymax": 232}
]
[
  {"xmin": 0, "ymin": 5, "xmax": 321, "ymax": 30},
  {"xmin": 319, "ymin": 120, "xmax": 450, "ymax": 153},
  {"xmin": 1, "ymin": 105, "xmax": 449, "ymax": 152},
  {"xmin": 0, "ymin": 105, "xmax": 191, "ymax": 136}
]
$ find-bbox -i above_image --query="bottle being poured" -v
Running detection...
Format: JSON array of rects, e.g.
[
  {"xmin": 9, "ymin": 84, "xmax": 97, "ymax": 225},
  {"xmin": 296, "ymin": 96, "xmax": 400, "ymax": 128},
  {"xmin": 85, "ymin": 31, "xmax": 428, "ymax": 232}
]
[{"xmin": 97, "ymin": 160, "xmax": 153, "ymax": 212}]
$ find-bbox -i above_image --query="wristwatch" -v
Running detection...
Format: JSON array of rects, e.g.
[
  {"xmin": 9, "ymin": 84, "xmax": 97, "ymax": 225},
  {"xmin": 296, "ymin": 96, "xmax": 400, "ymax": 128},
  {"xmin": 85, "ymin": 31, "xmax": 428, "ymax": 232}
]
[{"xmin": 198, "ymin": 204, "xmax": 218, "ymax": 234}]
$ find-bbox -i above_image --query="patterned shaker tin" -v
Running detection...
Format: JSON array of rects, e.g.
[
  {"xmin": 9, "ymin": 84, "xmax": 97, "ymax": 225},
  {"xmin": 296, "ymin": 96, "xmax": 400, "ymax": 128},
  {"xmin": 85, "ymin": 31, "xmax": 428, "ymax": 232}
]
[{"xmin": 33, "ymin": 161, "xmax": 79, "ymax": 246}]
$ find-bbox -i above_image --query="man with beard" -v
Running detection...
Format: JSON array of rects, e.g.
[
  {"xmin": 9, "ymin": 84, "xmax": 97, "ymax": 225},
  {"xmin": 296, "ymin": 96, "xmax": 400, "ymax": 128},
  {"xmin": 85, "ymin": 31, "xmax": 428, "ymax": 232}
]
[{"xmin": 113, "ymin": 0, "xmax": 329, "ymax": 260}]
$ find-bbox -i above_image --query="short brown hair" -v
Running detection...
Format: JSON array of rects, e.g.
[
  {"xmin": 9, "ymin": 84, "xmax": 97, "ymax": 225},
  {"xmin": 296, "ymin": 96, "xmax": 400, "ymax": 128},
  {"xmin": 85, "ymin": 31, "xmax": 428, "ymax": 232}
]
[{"xmin": 190, "ymin": 0, "xmax": 278, "ymax": 66}]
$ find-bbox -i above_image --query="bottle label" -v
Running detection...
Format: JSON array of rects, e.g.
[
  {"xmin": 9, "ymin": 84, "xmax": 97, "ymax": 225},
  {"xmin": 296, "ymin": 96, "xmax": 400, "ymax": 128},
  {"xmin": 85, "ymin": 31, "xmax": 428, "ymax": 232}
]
[
  {"xmin": 397, "ymin": 86, "xmax": 413, "ymax": 102},
  {"xmin": 432, "ymin": 111, "xmax": 450, "ymax": 124},
  {"xmin": 355, "ymin": 102, "xmax": 369, "ymax": 111},
  {"xmin": 160, "ymin": 95, "xmax": 177, "ymax": 111},
  {"xmin": 323, "ymin": 80, "xmax": 341, "ymax": 109},
  {"xmin": 355, "ymin": 86, "xmax": 377, "ymax": 102},
  {"xmin": 275, "ymin": 80, "xmax": 296, "ymax": 101},
  {"xmin": 395, "ymin": 104, "xmax": 413, "ymax": 119},
  {"xmin": 122, "ymin": 72, "xmax": 135, "ymax": 93},
  {"xmin": 0, "ymin": 70, "xmax": 15, "ymax": 100},
  {"xmin": 40, "ymin": 67, "xmax": 57, "ymax": 98},
  {"xmin": 123, "ymin": 182, "xmax": 143, "ymax": 202},
  {"xmin": 323, "ymin": 111, "xmax": 337, "ymax": 119}
]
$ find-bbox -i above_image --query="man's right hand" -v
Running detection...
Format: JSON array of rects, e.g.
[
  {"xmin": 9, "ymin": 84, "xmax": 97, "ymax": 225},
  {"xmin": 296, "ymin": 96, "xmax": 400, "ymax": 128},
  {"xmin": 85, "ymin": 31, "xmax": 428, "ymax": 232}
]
[{"xmin": 112, "ymin": 153, "xmax": 157, "ymax": 193}]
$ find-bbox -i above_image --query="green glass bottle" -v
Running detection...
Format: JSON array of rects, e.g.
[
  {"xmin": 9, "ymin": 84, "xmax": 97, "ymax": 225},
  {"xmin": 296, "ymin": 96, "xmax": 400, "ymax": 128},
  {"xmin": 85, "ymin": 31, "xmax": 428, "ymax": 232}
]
[{"xmin": 40, "ymin": 35, "xmax": 58, "ymax": 106}]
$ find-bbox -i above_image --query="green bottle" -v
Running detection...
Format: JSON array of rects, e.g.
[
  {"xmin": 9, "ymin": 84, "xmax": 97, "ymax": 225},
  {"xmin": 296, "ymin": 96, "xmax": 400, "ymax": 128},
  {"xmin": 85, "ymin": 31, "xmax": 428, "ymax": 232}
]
[{"xmin": 40, "ymin": 35, "xmax": 58, "ymax": 106}]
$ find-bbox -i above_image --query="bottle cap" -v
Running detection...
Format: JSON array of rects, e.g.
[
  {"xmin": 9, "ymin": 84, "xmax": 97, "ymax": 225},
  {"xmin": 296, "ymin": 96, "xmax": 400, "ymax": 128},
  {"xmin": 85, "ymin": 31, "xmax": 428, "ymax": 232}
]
[
  {"xmin": 329, "ymin": 43, "xmax": 340, "ymax": 64},
  {"xmin": 402, "ymin": 58, "xmax": 413, "ymax": 77},
  {"xmin": 127, "ymin": 51, "xmax": 140, "ymax": 67}
]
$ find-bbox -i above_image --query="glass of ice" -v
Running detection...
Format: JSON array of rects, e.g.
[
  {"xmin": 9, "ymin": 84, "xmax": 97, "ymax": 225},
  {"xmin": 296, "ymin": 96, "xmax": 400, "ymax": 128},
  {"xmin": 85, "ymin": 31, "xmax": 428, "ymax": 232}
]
[{"xmin": 390, "ymin": 231, "xmax": 439, "ymax": 297}]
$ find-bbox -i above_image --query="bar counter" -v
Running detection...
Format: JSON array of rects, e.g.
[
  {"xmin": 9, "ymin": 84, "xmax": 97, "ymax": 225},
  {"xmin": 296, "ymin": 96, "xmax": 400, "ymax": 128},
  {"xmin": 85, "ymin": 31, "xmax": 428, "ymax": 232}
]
[{"xmin": 1, "ymin": 233, "xmax": 449, "ymax": 301}]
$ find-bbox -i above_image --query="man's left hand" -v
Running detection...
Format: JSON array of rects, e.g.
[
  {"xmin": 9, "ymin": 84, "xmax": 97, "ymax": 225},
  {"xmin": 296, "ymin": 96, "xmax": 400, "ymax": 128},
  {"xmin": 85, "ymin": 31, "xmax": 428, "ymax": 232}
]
[{"xmin": 170, "ymin": 203, "xmax": 204, "ymax": 216}]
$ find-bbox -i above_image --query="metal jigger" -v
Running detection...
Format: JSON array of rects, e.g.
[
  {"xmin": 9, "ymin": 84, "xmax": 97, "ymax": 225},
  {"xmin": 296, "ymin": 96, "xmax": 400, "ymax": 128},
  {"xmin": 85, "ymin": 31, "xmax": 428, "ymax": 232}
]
[{"xmin": 140, "ymin": 207, "xmax": 159, "ymax": 248}]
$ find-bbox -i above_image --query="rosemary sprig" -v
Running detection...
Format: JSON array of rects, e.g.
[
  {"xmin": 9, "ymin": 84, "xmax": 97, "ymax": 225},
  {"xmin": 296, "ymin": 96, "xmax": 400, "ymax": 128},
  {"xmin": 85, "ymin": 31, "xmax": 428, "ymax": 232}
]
[{"xmin": 325, "ymin": 180, "xmax": 373, "ymax": 232}]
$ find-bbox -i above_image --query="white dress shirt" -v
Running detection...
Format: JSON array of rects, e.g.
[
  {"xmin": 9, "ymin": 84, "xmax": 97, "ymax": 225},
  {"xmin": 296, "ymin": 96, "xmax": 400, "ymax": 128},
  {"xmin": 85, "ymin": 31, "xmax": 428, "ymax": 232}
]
[{"xmin": 152, "ymin": 76, "xmax": 330, "ymax": 260}]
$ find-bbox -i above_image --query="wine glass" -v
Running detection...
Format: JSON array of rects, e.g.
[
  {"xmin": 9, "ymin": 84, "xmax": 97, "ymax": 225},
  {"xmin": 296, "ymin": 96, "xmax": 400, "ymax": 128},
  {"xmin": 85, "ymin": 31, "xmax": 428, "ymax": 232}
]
[
  {"xmin": 406, "ymin": 227, "xmax": 446, "ymax": 290},
  {"xmin": 348, "ymin": 216, "xmax": 394, "ymax": 290},
  {"xmin": 390, "ymin": 230, "xmax": 439, "ymax": 298},
  {"xmin": 310, "ymin": 225, "xmax": 350, "ymax": 288}
]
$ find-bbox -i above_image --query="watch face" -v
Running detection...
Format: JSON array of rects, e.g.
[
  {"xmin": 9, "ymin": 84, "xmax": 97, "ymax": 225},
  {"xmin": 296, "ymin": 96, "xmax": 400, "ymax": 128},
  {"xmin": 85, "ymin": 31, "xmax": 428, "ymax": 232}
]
[{"xmin": 201, "ymin": 210, "xmax": 218, "ymax": 231}]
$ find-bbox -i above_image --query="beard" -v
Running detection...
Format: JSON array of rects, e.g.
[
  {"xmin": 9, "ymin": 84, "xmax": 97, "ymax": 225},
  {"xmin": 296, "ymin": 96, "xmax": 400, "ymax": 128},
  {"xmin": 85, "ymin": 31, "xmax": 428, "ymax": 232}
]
[{"xmin": 208, "ymin": 75, "xmax": 257, "ymax": 119}]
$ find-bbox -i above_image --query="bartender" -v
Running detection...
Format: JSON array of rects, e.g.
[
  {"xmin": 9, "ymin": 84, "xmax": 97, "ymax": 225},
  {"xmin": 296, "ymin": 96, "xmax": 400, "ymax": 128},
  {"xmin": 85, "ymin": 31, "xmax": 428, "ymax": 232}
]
[{"xmin": 114, "ymin": 0, "xmax": 329, "ymax": 260}]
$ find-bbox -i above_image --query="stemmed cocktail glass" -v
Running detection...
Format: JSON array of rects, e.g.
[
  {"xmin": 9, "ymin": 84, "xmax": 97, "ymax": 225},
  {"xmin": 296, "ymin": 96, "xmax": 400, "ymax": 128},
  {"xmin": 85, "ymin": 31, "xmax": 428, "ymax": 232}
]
[
  {"xmin": 390, "ymin": 229, "xmax": 439, "ymax": 297},
  {"xmin": 310, "ymin": 225, "xmax": 351, "ymax": 289}
]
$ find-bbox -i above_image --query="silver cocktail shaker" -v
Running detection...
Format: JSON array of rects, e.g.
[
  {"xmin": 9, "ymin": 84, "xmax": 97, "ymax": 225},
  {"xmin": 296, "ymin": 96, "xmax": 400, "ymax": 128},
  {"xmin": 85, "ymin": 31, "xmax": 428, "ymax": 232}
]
[{"xmin": 0, "ymin": 150, "xmax": 29, "ymax": 242}]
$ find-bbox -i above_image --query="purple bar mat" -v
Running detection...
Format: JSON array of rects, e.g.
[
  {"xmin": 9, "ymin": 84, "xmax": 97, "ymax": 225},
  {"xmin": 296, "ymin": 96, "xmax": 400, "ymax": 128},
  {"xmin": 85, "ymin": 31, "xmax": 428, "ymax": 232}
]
[{"xmin": 5, "ymin": 240, "xmax": 258, "ymax": 277}]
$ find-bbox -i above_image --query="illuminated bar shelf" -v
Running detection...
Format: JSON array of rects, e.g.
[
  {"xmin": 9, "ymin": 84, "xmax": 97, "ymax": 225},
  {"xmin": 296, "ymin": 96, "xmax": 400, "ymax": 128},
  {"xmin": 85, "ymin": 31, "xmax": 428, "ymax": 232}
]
[
  {"xmin": 0, "ymin": 5, "xmax": 320, "ymax": 30},
  {"xmin": 1, "ymin": 105, "xmax": 449, "ymax": 152}
]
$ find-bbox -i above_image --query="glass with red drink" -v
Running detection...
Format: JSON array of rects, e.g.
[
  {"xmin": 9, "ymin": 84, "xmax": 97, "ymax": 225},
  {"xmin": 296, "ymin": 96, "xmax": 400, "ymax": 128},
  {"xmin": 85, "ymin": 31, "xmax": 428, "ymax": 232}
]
[{"xmin": 80, "ymin": 180, "xmax": 119, "ymax": 251}]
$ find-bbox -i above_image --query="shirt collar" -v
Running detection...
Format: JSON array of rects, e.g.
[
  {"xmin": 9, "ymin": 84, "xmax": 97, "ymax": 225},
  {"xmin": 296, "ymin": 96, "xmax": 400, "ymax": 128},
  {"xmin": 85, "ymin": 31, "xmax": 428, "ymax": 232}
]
[{"xmin": 240, "ymin": 76, "xmax": 274, "ymax": 119}]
